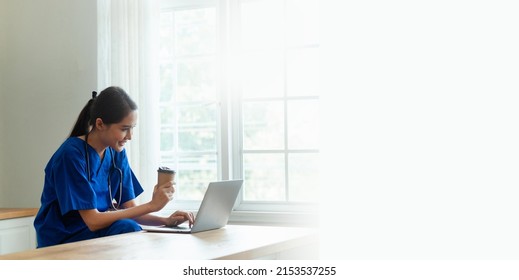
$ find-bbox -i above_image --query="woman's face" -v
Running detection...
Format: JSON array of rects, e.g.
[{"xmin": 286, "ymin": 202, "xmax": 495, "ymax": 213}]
[{"xmin": 102, "ymin": 111, "xmax": 138, "ymax": 152}]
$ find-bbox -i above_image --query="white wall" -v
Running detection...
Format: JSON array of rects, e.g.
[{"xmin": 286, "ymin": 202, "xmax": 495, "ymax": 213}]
[{"xmin": 0, "ymin": 0, "xmax": 97, "ymax": 207}]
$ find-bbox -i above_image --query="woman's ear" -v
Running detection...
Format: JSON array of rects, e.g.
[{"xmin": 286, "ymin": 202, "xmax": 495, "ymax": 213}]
[{"xmin": 94, "ymin": 118, "xmax": 105, "ymax": 130}]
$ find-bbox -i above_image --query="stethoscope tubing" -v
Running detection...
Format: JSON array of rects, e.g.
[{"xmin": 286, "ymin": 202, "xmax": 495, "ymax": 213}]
[{"xmin": 84, "ymin": 134, "xmax": 123, "ymax": 210}]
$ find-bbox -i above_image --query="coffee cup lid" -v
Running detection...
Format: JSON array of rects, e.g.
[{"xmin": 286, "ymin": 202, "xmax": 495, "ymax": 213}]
[{"xmin": 157, "ymin": 166, "xmax": 175, "ymax": 174}]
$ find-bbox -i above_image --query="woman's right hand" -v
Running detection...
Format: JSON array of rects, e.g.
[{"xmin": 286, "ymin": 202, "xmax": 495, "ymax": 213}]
[{"xmin": 149, "ymin": 181, "xmax": 175, "ymax": 212}]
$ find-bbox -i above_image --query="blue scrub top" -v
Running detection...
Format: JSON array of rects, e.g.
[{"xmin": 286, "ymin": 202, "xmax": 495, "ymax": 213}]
[{"xmin": 34, "ymin": 137, "xmax": 143, "ymax": 248}]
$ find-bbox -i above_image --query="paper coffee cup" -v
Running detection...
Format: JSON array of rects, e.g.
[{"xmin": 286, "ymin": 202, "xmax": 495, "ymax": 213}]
[{"xmin": 157, "ymin": 166, "xmax": 175, "ymax": 186}]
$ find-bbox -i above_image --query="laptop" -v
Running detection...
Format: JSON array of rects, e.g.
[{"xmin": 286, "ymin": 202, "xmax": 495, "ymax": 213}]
[{"xmin": 143, "ymin": 179, "xmax": 243, "ymax": 234}]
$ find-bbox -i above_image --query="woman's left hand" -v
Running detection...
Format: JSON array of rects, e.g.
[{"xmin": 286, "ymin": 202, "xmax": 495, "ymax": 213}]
[{"xmin": 165, "ymin": 210, "xmax": 195, "ymax": 228}]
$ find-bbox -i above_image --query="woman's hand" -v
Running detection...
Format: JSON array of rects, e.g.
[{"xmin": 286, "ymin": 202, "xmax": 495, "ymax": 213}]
[
  {"xmin": 165, "ymin": 210, "xmax": 195, "ymax": 228},
  {"xmin": 149, "ymin": 181, "xmax": 175, "ymax": 212}
]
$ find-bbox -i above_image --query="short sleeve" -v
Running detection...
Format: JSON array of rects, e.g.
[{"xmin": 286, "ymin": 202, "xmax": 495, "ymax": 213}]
[{"xmin": 53, "ymin": 146, "xmax": 97, "ymax": 215}]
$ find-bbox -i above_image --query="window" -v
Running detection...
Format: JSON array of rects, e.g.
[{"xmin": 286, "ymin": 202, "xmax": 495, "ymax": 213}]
[
  {"xmin": 158, "ymin": 0, "xmax": 320, "ymax": 215},
  {"xmin": 159, "ymin": 4, "xmax": 220, "ymax": 203},
  {"xmin": 97, "ymin": 0, "xmax": 320, "ymax": 221}
]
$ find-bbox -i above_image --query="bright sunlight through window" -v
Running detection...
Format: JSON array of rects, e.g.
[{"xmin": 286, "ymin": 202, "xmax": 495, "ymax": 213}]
[{"xmin": 158, "ymin": 0, "xmax": 319, "ymax": 212}]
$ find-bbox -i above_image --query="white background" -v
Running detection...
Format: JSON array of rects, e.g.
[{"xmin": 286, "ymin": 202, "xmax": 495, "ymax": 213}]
[{"xmin": 319, "ymin": 0, "xmax": 519, "ymax": 261}]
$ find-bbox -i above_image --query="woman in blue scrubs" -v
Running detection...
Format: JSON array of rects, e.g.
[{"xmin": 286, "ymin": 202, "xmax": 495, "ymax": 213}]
[{"xmin": 34, "ymin": 86, "xmax": 194, "ymax": 248}]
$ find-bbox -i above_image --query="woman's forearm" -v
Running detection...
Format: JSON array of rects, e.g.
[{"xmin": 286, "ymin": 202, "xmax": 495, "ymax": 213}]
[
  {"xmin": 122, "ymin": 199, "xmax": 168, "ymax": 226},
  {"xmin": 78, "ymin": 202, "xmax": 156, "ymax": 231},
  {"xmin": 133, "ymin": 213, "xmax": 167, "ymax": 226}
]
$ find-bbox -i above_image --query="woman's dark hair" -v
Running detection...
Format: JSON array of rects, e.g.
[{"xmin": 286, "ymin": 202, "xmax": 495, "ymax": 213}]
[{"xmin": 69, "ymin": 86, "xmax": 138, "ymax": 137}]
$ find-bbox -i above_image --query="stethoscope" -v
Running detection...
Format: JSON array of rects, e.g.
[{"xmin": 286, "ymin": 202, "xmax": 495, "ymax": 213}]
[{"xmin": 84, "ymin": 133, "xmax": 123, "ymax": 211}]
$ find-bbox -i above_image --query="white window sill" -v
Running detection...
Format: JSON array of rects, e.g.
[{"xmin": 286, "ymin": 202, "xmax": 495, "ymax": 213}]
[{"xmin": 228, "ymin": 210, "xmax": 318, "ymax": 227}]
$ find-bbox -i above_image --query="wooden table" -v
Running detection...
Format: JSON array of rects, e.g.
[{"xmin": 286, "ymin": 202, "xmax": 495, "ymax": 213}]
[
  {"xmin": 0, "ymin": 208, "xmax": 38, "ymax": 220},
  {"xmin": 0, "ymin": 225, "xmax": 319, "ymax": 260}
]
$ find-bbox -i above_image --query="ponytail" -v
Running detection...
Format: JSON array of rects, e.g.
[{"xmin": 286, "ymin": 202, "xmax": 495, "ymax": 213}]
[
  {"xmin": 69, "ymin": 91, "xmax": 97, "ymax": 137},
  {"xmin": 69, "ymin": 87, "xmax": 137, "ymax": 138}
]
